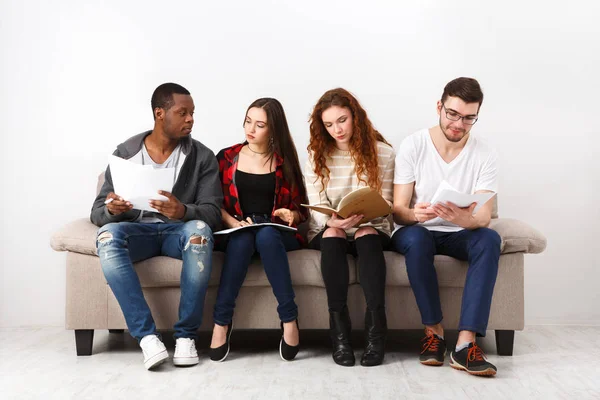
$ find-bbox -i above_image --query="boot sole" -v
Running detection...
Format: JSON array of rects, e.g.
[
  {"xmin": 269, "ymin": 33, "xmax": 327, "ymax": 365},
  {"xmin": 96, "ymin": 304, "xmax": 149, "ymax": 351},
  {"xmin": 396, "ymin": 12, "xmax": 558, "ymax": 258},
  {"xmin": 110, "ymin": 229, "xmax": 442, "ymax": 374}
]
[
  {"xmin": 334, "ymin": 360, "xmax": 356, "ymax": 367},
  {"xmin": 449, "ymin": 353, "xmax": 497, "ymax": 376},
  {"xmin": 361, "ymin": 360, "xmax": 383, "ymax": 367},
  {"xmin": 333, "ymin": 355, "xmax": 356, "ymax": 367}
]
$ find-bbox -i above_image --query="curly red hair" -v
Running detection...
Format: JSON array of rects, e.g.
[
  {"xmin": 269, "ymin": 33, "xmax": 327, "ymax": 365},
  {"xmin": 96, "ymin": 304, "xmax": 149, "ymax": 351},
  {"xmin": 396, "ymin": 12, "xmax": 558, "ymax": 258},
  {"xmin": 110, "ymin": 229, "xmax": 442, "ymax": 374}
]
[{"xmin": 308, "ymin": 88, "xmax": 390, "ymax": 191}]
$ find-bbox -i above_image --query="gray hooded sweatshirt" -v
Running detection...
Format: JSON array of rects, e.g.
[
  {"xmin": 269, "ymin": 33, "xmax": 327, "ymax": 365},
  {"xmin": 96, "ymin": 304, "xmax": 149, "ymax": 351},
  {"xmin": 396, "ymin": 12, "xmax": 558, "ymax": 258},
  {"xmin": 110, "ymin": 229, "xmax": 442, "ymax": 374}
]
[{"xmin": 90, "ymin": 131, "xmax": 223, "ymax": 231}]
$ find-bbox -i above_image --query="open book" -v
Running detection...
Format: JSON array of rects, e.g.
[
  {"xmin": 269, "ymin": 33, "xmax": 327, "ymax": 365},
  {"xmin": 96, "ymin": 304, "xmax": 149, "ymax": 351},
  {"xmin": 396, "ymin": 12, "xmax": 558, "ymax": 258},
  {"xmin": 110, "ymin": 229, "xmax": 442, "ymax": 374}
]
[
  {"xmin": 429, "ymin": 180, "xmax": 496, "ymax": 214},
  {"xmin": 301, "ymin": 186, "xmax": 391, "ymax": 224},
  {"xmin": 214, "ymin": 223, "xmax": 297, "ymax": 236}
]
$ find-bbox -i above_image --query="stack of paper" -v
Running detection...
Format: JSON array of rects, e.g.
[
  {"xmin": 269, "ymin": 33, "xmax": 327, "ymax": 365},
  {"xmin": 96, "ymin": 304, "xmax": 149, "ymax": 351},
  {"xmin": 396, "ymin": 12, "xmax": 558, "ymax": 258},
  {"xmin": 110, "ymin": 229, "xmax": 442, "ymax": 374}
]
[{"xmin": 109, "ymin": 155, "xmax": 173, "ymax": 212}]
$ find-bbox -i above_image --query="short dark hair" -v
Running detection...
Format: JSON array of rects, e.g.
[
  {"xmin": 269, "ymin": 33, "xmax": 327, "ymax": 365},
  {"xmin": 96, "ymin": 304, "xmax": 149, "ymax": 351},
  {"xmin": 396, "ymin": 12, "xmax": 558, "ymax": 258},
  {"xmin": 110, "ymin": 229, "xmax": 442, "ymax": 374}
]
[
  {"xmin": 441, "ymin": 77, "xmax": 484, "ymax": 107},
  {"xmin": 150, "ymin": 83, "xmax": 190, "ymax": 119}
]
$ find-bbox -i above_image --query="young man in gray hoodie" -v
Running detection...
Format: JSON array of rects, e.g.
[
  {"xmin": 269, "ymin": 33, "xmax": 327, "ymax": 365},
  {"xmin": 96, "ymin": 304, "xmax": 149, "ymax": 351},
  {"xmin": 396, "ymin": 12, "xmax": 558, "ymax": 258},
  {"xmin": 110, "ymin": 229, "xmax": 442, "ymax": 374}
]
[{"xmin": 90, "ymin": 83, "xmax": 223, "ymax": 370}]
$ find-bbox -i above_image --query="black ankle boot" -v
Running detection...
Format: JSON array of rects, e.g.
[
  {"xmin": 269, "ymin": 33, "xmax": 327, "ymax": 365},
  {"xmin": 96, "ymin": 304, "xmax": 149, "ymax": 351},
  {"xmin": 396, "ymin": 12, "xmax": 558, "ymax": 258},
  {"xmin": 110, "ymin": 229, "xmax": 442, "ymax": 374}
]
[
  {"xmin": 330, "ymin": 308, "xmax": 355, "ymax": 367},
  {"xmin": 361, "ymin": 308, "xmax": 387, "ymax": 366}
]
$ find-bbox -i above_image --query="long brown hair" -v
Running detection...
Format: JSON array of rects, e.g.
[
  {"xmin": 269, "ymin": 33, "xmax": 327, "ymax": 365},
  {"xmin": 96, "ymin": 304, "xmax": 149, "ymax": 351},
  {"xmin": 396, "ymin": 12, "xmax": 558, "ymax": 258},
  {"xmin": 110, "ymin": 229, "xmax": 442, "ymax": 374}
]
[
  {"xmin": 308, "ymin": 88, "xmax": 390, "ymax": 191},
  {"xmin": 245, "ymin": 98, "xmax": 306, "ymax": 201}
]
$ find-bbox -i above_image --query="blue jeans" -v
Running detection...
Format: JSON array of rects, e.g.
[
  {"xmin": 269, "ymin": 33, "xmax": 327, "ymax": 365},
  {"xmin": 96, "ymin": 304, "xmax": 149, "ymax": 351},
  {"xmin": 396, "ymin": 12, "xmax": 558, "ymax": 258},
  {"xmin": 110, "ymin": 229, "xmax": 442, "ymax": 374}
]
[
  {"xmin": 213, "ymin": 226, "xmax": 300, "ymax": 325},
  {"xmin": 391, "ymin": 226, "xmax": 501, "ymax": 336},
  {"xmin": 96, "ymin": 220, "xmax": 214, "ymax": 341}
]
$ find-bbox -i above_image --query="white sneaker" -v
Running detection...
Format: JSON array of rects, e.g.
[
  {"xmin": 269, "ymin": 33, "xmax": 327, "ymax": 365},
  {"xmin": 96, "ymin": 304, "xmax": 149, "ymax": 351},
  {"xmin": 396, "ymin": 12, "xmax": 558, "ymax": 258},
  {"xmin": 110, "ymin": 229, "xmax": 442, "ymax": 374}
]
[
  {"xmin": 139, "ymin": 335, "xmax": 169, "ymax": 370},
  {"xmin": 174, "ymin": 338, "xmax": 199, "ymax": 366}
]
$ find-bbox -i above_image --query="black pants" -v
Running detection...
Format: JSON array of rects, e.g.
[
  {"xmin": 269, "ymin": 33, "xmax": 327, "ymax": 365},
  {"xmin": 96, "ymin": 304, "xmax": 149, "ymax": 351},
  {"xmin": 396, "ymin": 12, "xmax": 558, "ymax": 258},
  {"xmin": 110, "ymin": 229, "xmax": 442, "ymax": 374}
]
[{"xmin": 309, "ymin": 230, "xmax": 389, "ymax": 312}]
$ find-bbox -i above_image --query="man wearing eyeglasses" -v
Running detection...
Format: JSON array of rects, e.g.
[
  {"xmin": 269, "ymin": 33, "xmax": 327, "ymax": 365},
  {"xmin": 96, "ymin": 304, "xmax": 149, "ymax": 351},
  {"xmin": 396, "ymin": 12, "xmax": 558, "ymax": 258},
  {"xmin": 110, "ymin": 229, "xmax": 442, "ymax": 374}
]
[{"xmin": 391, "ymin": 77, "xmax": 500, "ymax": 376}]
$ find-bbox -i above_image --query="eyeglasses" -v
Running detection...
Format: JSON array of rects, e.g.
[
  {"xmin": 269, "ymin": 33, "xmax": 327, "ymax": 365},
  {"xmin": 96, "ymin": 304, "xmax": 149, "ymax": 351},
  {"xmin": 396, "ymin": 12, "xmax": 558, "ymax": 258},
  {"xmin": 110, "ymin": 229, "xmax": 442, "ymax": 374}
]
[{"xmin": 441, "ymin": 104, "xmax": 478, "ymax": 125}]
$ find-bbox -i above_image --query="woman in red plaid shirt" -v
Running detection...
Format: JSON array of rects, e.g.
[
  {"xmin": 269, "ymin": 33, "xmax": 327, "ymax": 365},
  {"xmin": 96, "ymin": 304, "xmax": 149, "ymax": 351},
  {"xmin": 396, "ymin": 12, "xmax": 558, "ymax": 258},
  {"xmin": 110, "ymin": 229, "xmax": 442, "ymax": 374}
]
[{"xmin": 209, "ymin": 98, "xmax": 307, "ymax": 362}]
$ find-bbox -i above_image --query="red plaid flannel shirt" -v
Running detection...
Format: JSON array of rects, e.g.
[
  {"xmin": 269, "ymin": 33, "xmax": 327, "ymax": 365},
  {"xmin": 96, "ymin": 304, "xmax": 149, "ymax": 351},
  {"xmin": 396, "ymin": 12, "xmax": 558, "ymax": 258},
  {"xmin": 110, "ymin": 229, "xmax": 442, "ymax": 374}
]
[{"xmin": 216, "ymin": 143, "xmax": 308, "ymax": 245}]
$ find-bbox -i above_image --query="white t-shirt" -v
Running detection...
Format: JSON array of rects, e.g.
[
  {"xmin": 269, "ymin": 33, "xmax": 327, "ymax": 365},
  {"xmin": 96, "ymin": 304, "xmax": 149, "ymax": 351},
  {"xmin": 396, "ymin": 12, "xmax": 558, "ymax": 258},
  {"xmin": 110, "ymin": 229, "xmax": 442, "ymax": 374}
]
[
  {"xmin": 128, "ymin": 143, "xmax": 186, "ymax": 223},
  {"xmin": 393, "ymin": 128, "xmax": 498, "ymax": 232}
]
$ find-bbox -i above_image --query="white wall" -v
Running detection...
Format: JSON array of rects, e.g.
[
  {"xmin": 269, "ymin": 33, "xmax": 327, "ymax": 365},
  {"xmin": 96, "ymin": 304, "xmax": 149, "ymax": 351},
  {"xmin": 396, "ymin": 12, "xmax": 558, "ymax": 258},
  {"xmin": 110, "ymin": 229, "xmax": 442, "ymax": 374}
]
[{"xmin": 1, "ymin": 0, "xmax": 598, "ymax": 327}]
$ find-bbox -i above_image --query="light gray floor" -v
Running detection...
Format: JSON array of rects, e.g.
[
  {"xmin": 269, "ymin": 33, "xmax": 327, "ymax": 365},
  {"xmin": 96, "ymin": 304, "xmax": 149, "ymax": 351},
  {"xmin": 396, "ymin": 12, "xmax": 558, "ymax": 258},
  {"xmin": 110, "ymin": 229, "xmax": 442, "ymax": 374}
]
[{"xmin": 0, "ymin": 326, "xmax": 598, "ymax": 399}]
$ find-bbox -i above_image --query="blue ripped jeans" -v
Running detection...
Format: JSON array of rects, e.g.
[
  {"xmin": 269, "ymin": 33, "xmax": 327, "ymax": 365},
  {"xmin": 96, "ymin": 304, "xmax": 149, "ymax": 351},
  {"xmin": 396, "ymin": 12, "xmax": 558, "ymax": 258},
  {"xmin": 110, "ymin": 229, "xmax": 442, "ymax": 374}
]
[{"xmin": 96, "ymin": 220, "xmax": 213, "ymax": 340}]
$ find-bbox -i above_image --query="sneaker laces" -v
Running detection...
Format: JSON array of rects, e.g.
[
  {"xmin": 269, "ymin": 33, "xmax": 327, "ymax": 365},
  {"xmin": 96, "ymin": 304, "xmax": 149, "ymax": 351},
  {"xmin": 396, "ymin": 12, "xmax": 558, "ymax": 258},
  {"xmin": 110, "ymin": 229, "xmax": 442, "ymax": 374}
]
[
  {"xmin": 176, "ymin": 338, "xmax": 197, "ymax": 356},
  {"xmin": 421, "ymin": 330, "xmax": 441, "ymax": 354},
  {"xmin": 141, "ymin": 335, "xmax": 161, "ymax": 348},
  {"xmin": 467, "ymin": 343, "xmax": 486, "ymax": 363},
  {"xmin": 140, "ymin": 335, "xmax": 164, "ymax": 355}
]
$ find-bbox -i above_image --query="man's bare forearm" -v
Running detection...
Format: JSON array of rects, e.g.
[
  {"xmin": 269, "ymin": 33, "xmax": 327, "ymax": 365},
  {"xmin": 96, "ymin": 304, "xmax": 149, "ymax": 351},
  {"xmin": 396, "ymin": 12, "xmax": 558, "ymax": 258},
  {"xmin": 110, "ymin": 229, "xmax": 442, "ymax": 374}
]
[
  {"xmin": 464, "ymin": 213, "xmax": 491, "ymax": 230},
  {"xmin": 393, "ymin": 206, "xmax": 417, "ymax": 226}
]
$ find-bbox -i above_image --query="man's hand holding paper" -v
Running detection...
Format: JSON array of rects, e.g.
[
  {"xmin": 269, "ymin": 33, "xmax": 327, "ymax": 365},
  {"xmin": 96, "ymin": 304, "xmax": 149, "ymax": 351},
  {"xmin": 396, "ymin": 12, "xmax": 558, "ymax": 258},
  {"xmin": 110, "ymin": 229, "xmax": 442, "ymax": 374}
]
[
  {"xmin": 413, "ymin": 202, "xmax": 437, "ymax": 223},
  {"xmin": 105, "ymin": 192, "xmax": 133, "ymax": 216},
  {"xmin": 149, "ymin": 190, "xmax": 186, "ymax": 220},
  {"xmin": 431, "ymin": 201, "xmax": 477, "ymax": 228},
  {"xmin": 108, "ymin": 155, "xmax": 174, "ymax": 213}
]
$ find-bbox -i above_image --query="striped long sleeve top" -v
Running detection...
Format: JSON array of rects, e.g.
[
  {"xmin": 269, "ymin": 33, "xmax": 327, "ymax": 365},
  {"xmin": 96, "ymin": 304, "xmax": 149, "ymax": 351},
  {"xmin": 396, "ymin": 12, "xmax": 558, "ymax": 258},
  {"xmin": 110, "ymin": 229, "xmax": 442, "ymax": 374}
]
[{"xmin": 304, "ymin": 141, "xmax": 395, "ymax": 243}]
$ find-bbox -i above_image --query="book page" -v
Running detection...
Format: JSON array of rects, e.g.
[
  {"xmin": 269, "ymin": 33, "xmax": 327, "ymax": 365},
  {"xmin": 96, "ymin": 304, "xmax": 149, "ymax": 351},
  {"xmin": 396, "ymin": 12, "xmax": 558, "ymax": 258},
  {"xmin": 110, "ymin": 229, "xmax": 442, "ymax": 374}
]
[
  {"xmin": 430, "ymin": 185, "xmax": 496, "ymax": 214},
  {"xmin": 337, "ymin": 187, "xmax": 391, "ymax": 222},
  {"xmin": 301, "ymin": 188, "xmax": 391, "ymax": 223},
  {"xmin": 337, "ymin": 187, "xmax": 374, "ymax": 211},
  {"xmin": 300, "ymin": 204, "xmax": 337, "ymax": 216},
  {"xmin": 430, "ymin": 180, "xmax": 457, "ymax": 205}
]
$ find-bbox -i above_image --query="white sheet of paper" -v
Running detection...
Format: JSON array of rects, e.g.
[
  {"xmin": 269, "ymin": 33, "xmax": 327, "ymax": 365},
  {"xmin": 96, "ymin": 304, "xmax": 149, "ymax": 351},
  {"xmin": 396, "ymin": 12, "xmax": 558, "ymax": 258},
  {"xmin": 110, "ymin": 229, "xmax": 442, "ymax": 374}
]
[
  {"xmin": 109, "ymin": 155, "xmax": 173, "ymax": 212},
  {"xmin": 429, "ymin": 180, "xmax": 496, "ymax": 214},
  {"xmin": 213, "ymin": 223, "xmax": 298, "ymax": 235}
]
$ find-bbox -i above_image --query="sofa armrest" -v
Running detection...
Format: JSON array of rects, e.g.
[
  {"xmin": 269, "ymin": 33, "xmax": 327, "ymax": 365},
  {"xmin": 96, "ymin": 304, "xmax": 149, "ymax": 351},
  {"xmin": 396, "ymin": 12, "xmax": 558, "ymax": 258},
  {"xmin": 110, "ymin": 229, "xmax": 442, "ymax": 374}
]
[
  {"xmin": 50, "ymin": 218, "xmax": 99, "ymax": 256},
  {"xmin": 490, "ymin": 218, "xmax": 547, "ymax": 254}
]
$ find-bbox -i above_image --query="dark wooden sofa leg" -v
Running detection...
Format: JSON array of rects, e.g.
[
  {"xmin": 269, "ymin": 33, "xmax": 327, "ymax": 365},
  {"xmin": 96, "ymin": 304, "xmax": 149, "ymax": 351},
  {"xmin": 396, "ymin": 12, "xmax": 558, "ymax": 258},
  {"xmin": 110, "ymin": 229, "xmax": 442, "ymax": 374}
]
[
  {"xmin": 495, "ymin": 330, "xmax": 515, "ymax": 356},
  {"xmin": 109, "ymin": 329, "xmax": 124, "ymax": 334},
  {"xmin": 75, "ymin": 329, "xmax": 94, "ymax": 356}
]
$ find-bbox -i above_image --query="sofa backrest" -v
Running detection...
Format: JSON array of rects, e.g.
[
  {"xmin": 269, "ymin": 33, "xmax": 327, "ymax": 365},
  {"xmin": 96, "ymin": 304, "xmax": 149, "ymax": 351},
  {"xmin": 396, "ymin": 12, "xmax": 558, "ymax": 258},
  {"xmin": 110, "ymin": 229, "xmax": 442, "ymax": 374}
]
[{"xmin": 97, "ymin": 172, "xmax": 105, "ymax": 197}]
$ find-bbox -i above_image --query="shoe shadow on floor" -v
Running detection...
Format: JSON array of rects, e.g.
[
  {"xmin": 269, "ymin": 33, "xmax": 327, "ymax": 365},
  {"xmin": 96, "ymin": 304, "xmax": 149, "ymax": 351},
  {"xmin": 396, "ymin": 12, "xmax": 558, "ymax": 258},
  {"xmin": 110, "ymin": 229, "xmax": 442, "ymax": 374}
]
[{"xmin": 95, "ymin": 329, "xmax": 498, "ymax": 360}]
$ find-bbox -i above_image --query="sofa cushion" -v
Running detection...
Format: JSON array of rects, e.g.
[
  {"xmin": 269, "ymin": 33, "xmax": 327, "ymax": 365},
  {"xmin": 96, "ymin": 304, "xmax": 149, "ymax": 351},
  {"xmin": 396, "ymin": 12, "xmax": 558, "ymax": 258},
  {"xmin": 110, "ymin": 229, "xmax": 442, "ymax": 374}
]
[
  {"xmin": 130, "ymin": 250, "xmax": 356, "ymax": 288},
  {"xmin": 491, "ymin": 196, "xmax": 498, "ymax": 219},
  {"xmin": 379, "ymin": 251, "xmax": 524, "ymax": 288},
  {"xmin": 51, "ymin": 218, "xmax": 99, "ymax": 256},
  {"xmin": 50, "ymin": 217, "xmax": 546, "ymax": 257},
  {"xmin": 384, "ymin": 252, "xmax": 470, "ymax": 288},
  {"xmin": 49, "ymin": 220, "xmax": 357, "ymax": 287},
  {"xmin": 489, "ymin": 218, "xmax": 547, "ymax": 254}
]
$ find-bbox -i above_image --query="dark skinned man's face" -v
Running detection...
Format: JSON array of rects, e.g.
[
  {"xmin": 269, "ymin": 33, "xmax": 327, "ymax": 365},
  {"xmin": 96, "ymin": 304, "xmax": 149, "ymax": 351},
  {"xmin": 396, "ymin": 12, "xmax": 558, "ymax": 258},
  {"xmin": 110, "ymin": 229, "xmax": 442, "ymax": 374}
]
[{"xmin": 157, "ymin": 94, "xmax": 195, "ymax": 140}]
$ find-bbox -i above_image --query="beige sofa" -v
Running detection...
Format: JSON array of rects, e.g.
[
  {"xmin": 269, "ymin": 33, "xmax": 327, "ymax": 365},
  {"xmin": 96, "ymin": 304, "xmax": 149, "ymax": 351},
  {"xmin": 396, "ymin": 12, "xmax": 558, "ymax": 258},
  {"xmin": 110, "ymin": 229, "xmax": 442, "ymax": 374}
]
[{"xmin": 50, "ymin": 180, "xmax": 547, "ymax": 357}]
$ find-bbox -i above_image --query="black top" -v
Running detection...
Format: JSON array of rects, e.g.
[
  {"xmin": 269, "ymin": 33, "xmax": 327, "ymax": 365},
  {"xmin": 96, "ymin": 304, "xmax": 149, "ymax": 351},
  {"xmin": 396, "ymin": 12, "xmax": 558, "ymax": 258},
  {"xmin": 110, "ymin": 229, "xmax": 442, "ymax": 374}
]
[{"xmin": 236, "ymin": 169, "xmax": 276, "ymax": 215}]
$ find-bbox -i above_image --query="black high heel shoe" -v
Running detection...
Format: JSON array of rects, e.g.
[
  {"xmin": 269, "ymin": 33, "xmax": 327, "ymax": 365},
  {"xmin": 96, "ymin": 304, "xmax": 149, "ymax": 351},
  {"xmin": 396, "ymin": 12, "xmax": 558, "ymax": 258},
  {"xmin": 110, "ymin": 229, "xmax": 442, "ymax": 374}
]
[
  {"xmin": 208, "ymin": 322, "xmax": 233, "ymax": 362},
  {"xmin": 279, "ymin": 320, "xmax": 300, "ymax": 361}
]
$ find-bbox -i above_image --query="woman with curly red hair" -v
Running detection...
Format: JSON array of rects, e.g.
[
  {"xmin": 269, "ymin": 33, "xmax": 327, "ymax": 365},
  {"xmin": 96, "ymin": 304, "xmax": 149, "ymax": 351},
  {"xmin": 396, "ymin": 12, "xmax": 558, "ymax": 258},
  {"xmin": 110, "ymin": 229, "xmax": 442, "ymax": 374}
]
[
  {"xmin": 209, "ymin": 98, "xmax": 308, "ymax": 362},
  {"xmin": 305, "ymin": 88, "xmax": 395, "ymax": 367}
]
